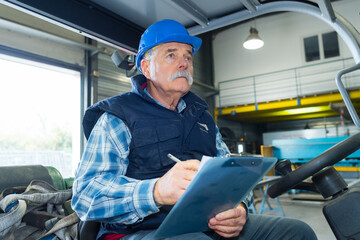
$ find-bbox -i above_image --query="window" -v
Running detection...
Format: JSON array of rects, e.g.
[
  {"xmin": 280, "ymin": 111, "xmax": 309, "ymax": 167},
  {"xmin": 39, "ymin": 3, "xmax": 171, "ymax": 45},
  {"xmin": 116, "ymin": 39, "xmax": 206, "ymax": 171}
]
[
  {"xmin": 303, "ymin": 31, "xmax": 340, "ymax": 62},
  {"xmin": 0, "ymin": 54, "xmax": 81, "ymax": 178},
  {"xmin": 322, "ymin": 31, "xmax": 340, "ymax": 59},
  {"xmin": 304, "ymin": 35, "xmax": 320, "ymax": 62},
  {"xmin": 237, "ymin": 143, "xmax": 244, "ymax": 153}
]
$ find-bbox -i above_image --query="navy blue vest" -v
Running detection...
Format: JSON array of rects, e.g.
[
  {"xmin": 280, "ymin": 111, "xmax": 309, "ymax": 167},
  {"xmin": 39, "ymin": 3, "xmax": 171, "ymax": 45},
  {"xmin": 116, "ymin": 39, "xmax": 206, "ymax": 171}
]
[{"xmin": 82, "ymin": 75, "xmax": 217, "ymax": 236}]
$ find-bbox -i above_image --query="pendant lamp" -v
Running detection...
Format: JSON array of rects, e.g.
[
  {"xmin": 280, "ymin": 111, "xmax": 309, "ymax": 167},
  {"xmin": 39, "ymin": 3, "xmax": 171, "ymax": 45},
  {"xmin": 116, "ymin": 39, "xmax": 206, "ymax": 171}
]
[{"xmin": 243, "ymin": 27, "xmax": 264, "ymax": 50}]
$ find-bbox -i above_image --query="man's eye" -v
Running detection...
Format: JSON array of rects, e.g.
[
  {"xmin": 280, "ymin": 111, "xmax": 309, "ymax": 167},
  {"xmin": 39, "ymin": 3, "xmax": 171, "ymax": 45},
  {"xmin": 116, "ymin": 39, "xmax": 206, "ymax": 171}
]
[
  {"xmin": 185, "ymin": 56, "xmax": 192, "ymax": 61},
  {"xmin": 167, "ymin": 53, "xmax": 175, "ymax": 58}
]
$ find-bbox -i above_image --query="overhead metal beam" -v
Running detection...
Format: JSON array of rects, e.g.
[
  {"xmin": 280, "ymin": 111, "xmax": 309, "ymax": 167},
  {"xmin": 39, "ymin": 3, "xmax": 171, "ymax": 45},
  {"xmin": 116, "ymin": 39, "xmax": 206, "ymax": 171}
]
[
  {"xmin": 0, "ymin": 18, "xmax": 112, "ymax": 56},
  {"xmin": 239, "ymin": 0, "xmax": 260, "ymax": 13},
  {"xmin": 217, "ymin": 106, "xmax": 343, "ymax": 123},
  {"xmin": 229, "ymin": 106, "xmax": 334, "ymax": 118},
  {"xmin": 223, "ymin": 110, "xmax": 339, "ymax": 123},
  {"xmin": 167, "ymin": 0, "xmax": 209, "ymax": 27},
  {"xmin": 316, "ymin": 0, "xmax": 336, "ymax": 22},
  {"xmin": 2, "ymin": 0, "xmax": 144, "ymax": 54},
  {"xmin": 188, "ymin": 1, "xmax": 360, "ymax": 64},
  {"xmin": 257, "ymin": 112, "xmax": 339, "ymax": 123}
]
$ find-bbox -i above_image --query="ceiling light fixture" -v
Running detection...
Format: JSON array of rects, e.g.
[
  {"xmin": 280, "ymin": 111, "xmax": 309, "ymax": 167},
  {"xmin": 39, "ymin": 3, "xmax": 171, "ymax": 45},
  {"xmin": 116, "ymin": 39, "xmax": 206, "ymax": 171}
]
[
  {"xmin": 243, "ymin": 27, "xmax": 264, "ymax": 50},
  {"xmin": 284, "ymin": 106, "xmax": 327, "ymax": 115}
]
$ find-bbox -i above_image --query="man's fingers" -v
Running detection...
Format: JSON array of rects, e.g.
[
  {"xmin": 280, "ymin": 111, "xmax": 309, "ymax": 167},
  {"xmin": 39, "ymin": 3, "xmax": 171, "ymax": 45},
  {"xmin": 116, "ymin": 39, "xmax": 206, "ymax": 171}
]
[
  {"xmin": 215, "ymin": 207, "xmax": 244, "ymax": 221},
  {"xmin": 208, "ymin": 206, "xmax": 247, "ymax": 238},
  {"xmin": 153, "ymin": 159, "xmax": 200, "ymax": 205},
  {"xmin": 172, "ymin": 160, "xmax": 199, "ymax": 181},
  {"xmin": 209, "ymin": 219, "xmax": 243, "ymax": 238},
  {"xmin": 210, "ymin": 216, "xmax": 242, "ymax": 227},
  {"xmin": 208, "ymin": 218, "xmax": 244, "ymax": 238},
  {"xmin": 182, "ymin": 168, "xmax": 197, "ymax": 181},
  {"xmin": 180, "ymin": 159, "xmax": 200, "ymax": 171},
  {"xmin": 213, "ymin": 229, "xmax": 241, "ymax": 239}
]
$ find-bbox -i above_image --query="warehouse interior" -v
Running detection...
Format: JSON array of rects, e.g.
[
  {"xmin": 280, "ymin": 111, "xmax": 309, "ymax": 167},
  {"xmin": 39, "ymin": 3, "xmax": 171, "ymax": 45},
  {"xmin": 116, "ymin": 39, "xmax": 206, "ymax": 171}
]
[{"xmin": 0, "ymin": 0, "xmax": 360, "ymax": 239}]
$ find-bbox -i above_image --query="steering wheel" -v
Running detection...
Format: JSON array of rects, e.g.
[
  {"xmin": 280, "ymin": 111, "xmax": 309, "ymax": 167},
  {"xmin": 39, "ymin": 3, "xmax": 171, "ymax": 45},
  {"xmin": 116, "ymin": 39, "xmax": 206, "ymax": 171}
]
[{"xmin": 268, "ymin": 132, "xmax": 360, "ymax": 198}]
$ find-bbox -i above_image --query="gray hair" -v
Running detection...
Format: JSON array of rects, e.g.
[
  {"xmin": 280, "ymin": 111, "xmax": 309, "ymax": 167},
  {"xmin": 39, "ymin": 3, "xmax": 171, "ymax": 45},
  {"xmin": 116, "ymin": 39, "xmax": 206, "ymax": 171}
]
[{"xmin": 143, "ymin": 47, "xmax": 159, "ymax": 80}]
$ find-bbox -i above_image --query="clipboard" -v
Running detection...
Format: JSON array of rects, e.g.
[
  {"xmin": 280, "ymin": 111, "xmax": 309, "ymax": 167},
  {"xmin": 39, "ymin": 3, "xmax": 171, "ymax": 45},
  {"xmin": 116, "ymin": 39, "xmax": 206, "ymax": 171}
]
[{"xmin": 154, "ymin": 156, "xmax": 277, "ymax": 239}]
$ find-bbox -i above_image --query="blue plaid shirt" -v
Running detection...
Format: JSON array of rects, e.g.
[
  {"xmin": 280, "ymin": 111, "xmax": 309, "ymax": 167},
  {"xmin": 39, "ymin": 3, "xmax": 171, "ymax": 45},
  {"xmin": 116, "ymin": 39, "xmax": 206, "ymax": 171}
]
[{"xmin": 72, "ymin": 96, "xmax": 252, "ymax": 224}]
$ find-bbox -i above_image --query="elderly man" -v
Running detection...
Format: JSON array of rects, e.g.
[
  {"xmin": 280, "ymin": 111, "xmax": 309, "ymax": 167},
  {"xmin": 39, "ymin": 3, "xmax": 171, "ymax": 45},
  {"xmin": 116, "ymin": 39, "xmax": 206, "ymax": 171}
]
[{"xmin": 72, "ymin": 19, "xmax": 317, "ymax": 240}]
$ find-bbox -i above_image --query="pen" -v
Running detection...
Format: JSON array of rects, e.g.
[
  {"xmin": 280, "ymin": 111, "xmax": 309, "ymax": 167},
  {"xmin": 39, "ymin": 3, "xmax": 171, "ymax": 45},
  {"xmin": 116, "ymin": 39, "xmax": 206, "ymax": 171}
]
[{"xmin": 167, "ymin": 153, "xmax": 181, "ymax": 163}]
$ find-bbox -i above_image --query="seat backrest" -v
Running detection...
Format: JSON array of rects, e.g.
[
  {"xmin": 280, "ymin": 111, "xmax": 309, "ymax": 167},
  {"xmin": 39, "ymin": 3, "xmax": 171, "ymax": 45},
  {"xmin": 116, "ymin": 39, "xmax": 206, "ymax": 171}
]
[{"xmin": 78, "ymin": 220, "xmax": 100, "ymax": 240}]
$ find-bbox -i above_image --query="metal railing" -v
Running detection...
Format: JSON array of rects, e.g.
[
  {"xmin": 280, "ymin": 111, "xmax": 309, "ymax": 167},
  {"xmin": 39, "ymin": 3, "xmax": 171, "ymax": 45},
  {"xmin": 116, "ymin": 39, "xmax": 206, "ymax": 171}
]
[{"xmin": 218, "ymin": 57, "xmax": 360, "ymax": 108}]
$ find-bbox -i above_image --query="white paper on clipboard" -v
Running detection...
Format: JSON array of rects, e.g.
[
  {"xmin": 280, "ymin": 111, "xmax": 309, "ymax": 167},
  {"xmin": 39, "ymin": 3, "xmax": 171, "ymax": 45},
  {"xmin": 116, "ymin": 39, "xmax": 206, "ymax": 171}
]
[{"xmin": 154, "ymin": 156, "xmax": 277, "ymax": 239}]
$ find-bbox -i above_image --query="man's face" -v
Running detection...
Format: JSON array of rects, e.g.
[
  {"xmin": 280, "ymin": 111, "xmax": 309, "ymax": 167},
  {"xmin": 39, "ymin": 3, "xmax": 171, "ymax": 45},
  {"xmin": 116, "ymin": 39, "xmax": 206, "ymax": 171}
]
[{"xmin": 143, "ymin": 42, "xmax": 194, "ymax": 95}]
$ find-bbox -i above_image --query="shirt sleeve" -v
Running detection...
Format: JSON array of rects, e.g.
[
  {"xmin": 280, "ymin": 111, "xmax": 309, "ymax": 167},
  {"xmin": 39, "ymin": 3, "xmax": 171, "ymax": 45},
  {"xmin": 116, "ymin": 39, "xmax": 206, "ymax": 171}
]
[
  {"xmin": 214, "ymin": 125, "xmax": 253, "ymax": 211},
  {"xmin": 71, "ymin": 113, "xmax": 160, "ymax": 224}
]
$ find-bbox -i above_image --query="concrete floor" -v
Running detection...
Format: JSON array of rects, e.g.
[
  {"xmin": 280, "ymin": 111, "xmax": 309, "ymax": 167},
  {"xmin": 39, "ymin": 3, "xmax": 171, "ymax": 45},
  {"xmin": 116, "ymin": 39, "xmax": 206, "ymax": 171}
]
[{"xmin": 252, "ymin": 193, "xmax": 336, "ymax": 240}]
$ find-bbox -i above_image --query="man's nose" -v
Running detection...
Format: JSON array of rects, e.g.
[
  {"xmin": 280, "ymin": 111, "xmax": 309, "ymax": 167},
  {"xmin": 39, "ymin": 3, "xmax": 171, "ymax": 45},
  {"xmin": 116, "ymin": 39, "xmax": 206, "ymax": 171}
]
[{"xmin": 178, "ymin": 57, "xmax": 189, "ymax": 70}]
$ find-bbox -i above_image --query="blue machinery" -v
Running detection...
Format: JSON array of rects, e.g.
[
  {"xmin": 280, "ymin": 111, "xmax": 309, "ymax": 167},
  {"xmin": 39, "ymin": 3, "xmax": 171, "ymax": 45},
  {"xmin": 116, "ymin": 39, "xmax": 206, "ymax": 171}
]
[{"xmin": 273, "ymin": 136, "xmax": 360, "ymax": 179}]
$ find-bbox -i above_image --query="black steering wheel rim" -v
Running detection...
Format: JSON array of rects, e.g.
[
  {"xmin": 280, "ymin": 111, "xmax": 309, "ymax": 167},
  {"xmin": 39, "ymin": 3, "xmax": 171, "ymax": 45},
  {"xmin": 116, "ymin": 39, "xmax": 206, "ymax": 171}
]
[{"xmin": 268, "ymin": 132, "xmax": 360, "ymax": 198}]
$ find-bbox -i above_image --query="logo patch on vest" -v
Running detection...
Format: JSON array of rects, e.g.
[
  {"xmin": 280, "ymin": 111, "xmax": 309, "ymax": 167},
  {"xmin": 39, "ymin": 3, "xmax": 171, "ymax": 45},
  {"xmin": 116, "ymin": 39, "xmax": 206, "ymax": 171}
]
[{"xmin": 197, "ymin": 122, "xmax": 209, "ymax": 133}]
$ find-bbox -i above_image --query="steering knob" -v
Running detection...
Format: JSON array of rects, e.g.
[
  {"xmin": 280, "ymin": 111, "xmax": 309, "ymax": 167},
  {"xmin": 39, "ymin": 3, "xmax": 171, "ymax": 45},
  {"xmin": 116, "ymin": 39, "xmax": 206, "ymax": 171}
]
[
  {"xmin": 275, "ymin": 159, "xmax": 292, "ymax": 176},
  {"xmin": 312, "ymin": 166, "xmax": 348, "ymax": 198}
]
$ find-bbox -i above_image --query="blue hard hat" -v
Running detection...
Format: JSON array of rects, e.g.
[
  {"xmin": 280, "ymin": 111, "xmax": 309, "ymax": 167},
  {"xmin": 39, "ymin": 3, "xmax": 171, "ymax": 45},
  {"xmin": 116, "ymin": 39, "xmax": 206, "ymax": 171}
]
[{"xmin": 136, "ymin": 19, "xmax": 202, "ymax": 74}]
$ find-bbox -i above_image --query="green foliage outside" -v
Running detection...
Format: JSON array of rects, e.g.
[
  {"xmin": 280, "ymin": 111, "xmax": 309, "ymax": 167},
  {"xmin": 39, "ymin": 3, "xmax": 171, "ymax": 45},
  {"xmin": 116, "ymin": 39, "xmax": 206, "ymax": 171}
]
[{"xmin": 0, "ymin": 126, "xmax": 72, "ymax": 153}]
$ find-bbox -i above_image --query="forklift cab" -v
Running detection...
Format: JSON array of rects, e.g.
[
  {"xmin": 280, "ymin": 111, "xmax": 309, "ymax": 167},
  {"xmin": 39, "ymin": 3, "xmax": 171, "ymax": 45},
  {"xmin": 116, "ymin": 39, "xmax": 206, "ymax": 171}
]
[{"xmin": 0, "ymin": 0, "xmax": 360, "ymax": 239}]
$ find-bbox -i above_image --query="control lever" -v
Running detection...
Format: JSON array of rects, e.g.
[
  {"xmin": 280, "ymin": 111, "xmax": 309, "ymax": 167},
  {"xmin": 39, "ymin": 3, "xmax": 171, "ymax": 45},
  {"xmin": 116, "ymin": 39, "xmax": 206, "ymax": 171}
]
[{"xmin": 275, "ymin": 159, "xmax": 292, "ymax": 176}]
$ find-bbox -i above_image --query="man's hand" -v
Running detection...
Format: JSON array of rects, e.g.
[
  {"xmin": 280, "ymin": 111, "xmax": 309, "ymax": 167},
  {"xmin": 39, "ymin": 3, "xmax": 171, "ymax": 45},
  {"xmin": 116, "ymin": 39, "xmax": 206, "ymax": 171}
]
[
  {"xmin": 208, "ymin": 203, "xmax": 247, "ymax": 238},
  {"xmin": 153, "ymin": 160, "xmax": 200, "ymax": 205}
]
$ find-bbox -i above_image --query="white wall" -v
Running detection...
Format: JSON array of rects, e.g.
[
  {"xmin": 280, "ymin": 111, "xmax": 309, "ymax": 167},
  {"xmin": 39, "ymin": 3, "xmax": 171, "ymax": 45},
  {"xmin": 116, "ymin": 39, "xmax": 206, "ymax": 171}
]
[{"xmin": 212, "ymin": 0, "xmax": 360, "ymax": 86}]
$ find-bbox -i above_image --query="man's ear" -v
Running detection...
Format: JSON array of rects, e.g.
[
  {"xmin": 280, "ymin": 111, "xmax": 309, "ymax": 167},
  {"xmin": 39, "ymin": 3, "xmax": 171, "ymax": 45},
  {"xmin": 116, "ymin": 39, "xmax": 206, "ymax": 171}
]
[{"xmin": 141, "ymin": 59, "xmax": 150, "ymax": 79}]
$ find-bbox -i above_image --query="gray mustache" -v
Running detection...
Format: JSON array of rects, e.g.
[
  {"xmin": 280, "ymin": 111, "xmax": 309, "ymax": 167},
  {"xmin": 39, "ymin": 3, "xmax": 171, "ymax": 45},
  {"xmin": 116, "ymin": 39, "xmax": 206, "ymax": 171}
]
[{"xmin": 168, "ymin": 70, "xmax": 193, "ymax": 85}]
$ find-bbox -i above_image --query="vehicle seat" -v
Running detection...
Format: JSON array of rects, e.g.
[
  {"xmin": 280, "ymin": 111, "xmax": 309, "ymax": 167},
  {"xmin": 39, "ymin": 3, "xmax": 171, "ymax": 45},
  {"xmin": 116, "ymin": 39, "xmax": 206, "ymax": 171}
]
[{"xmin": 78, "ymin": 220, "xmax": 100, "ymax": 240}]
